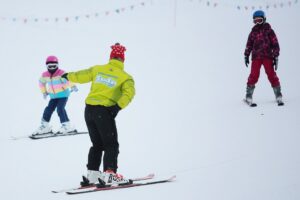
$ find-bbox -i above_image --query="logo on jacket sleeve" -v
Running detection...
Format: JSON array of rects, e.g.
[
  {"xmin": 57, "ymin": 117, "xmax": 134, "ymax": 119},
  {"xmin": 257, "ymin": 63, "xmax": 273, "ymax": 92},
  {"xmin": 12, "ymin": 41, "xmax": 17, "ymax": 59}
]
[{"xmin": 95, "ymin": 72, "xmax": 117, "ymax": 88}]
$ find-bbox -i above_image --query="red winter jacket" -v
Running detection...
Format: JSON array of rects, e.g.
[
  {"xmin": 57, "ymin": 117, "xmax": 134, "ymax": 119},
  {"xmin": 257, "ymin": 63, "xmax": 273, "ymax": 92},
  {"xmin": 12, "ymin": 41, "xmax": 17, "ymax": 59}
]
[{"xmin": 244, "ymin": 23, "xmax": 280, "ymax": 60}]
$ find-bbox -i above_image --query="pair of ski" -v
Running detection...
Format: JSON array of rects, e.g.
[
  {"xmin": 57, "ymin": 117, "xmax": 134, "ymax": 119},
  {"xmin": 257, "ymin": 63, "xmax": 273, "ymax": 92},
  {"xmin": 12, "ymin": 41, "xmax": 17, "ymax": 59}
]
[
  {"xmin": 10, "ymin": 130, "xmax": 88, "ymax": 140},
  {"xmin": 244, "ymin": 99, "xmax": 284, "ymax": 107},
  {"xmin": 52, "ymin": 173, "xmax": 176, "ymax": 195}
]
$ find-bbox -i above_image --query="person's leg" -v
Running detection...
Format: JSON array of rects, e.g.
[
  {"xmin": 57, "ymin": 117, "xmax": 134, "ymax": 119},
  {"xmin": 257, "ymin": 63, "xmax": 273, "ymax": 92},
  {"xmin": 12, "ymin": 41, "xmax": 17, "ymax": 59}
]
[
  {"xmin": 42, "ymin": 99, "xmax": 59, "ymax": 122},
  {"xmin": 247, "ymin": 59, "xmax": 262, "ymax": 87},
  {"xmin": 85, "ymin": 105, "xmax": 104, "ymax": 171},
  {"xmin": 103, "ymin": 118, "xmax": 119, "ymax": 173},
  {"xmin": 262, "ymin": 59, "xmax": 280, "ymax": 87},
  {"xmin": 93, "ymin": 106, "xmax": 119, "ymax": 173},
  {"xmin": 262, "ymin": 59, "xmax": 283, "ymax": 100},
  {"xmin": 246, "ymin": 59, "xmax": 262, "ymax": 101},
  {"xmin": 56, "ymin": 97, "xmax": 69, "ymax": 123}
]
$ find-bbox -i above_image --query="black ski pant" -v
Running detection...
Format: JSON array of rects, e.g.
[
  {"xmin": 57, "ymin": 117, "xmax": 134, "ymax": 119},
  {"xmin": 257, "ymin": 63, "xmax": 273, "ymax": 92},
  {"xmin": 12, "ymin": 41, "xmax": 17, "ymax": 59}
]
[{"xmin": 85, "ymin": 104, "xmax": 119, "ymax": 173}]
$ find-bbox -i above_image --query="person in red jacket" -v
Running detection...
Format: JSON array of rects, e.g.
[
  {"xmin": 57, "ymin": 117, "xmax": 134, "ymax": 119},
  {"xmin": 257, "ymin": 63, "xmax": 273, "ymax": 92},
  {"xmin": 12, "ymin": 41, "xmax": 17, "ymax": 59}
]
[{"xmin": 244, "ymin": 10, "xmax": 284, "ymax": 105}]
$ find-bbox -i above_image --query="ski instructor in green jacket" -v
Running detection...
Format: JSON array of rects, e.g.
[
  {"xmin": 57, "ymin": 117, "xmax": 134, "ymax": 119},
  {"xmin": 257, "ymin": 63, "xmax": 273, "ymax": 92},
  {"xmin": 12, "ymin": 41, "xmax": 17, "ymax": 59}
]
[{"xmin": 62, "ymin": 43, "xmax": 135, "ymax": 185}]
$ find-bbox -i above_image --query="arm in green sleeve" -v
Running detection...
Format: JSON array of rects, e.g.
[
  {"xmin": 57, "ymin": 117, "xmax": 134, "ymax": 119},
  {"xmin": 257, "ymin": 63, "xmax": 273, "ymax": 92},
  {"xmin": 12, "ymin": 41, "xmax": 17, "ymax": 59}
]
[
  {"xmin": 117, "ymin": 79, "xmax": 135, "ymax": 109},
  {"xmin": 67, "ymin": 67, "xmax": 93, "ymax": 84}
]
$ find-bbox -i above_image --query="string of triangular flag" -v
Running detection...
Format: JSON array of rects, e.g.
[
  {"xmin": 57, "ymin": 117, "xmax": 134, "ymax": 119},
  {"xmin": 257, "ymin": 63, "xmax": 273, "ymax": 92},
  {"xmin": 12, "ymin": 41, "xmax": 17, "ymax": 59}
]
[
  {"xmin": 0, "ymin": 1, "xmax": 148, "ymax": 24},
  {"xmin": 188, "ymin": 0, "xmax": 299, "ymax": 10}
]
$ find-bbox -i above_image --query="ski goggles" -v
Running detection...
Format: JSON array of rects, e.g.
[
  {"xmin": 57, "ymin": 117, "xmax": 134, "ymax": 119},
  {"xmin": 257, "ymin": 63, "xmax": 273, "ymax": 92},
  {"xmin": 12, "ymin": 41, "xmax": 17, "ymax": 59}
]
[
  {"xmin": 47, "ymin": 63, "xmax": 58, "ymax": 69},
  {"xmin": 253, "ymin": 17, "xmax": 264, "ymax": 25}
]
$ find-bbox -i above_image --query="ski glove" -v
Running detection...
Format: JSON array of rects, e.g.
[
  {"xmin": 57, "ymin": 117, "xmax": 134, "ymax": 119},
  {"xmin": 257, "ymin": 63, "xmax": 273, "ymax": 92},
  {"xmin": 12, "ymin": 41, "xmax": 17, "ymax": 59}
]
[
  {"xmin": 70, "ymin": 85, "xmax": 78, "ymax": 92},
  {"xmin": 244, "ymin": 56, "xmax": 250, "ymax": 67},
  {"xmin": 273, "ymin": 57, "xmax": 279, "ymax": 71},
  {"xmin": 43, "ymin": 93, "xmax": 48, "ymax": 100},
  {"xmin": 61, "ymin": 73, "xmax": 69, "ymax": 80},
  {"xmin": 108, "ymin": 104, "xmax": 121, "ymax": 118}
]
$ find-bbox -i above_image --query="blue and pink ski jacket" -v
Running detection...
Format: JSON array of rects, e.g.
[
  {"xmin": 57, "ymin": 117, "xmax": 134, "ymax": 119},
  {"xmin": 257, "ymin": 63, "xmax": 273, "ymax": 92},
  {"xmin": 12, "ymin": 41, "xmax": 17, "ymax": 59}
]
[{"xmin": 39, "ymin": 69, "xmax": 74, "ymax": 99}]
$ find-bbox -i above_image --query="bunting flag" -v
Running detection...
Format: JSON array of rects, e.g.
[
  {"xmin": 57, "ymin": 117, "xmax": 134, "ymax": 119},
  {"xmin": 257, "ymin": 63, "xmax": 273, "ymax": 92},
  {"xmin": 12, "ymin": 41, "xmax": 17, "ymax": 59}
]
[
  {"xmin": 189, "ymin": 0, "xmax": 299, "ymax": 10},
  {"xmin": 0, "ymin": 1, "xmax": 149, "ymax": 24},
  {"xmin": 2, "ymin": 0, "xmax": 298, "ymax": 24}
]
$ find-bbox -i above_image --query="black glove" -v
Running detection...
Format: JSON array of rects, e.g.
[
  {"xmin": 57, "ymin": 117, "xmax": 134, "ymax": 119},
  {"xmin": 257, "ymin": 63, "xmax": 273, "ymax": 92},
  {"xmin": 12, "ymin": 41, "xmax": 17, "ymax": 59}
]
[
  {"xmin": 61, "ymin": 73, "xmax": 69, "ymax": 80},
  {"xmin": 108, "ymin": 104, "xmax": 121, "ymax": 118},
  {"xmin": 273, "ymin": 57, "xmax": 278, "ymax": 71},
  {"xmin": 244, "ymin": 56, "xmax": 249, "ymax": 67}
]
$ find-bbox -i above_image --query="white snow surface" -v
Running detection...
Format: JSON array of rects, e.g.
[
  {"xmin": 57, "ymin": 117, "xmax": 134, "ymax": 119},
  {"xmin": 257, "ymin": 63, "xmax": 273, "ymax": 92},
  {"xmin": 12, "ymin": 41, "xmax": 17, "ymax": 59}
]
[{"xmin": 0, "ymin": 0, "xmax": 300, "ymax": 199}]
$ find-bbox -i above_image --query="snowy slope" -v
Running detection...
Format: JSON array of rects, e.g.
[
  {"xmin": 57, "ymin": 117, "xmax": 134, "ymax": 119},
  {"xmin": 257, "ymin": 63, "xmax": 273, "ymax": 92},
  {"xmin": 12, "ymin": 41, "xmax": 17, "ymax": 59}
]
[{"xmin": 0, "ymin": 0, "xmax": 300, "ymax": 199}]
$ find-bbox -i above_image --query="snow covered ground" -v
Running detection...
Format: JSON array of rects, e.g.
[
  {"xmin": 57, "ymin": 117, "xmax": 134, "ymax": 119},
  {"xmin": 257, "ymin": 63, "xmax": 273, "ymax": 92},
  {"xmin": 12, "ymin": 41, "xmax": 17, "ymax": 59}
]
[{"xmin": 0, "ymin": 0, "xmax": 300, "ymax": 199}]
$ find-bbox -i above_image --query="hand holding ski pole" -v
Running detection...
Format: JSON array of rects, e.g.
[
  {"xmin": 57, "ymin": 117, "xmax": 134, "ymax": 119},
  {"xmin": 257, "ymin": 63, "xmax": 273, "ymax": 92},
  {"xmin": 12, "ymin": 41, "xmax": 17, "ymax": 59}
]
[
  {"xmin": 43, "ymin": 93, "xmax": 48, "ymax": 100},
  {"xmin": 273, "ymin": 57, "xmax": 278, "ymax": 71},
  {"xmin": 71, "ymin": 85, "xmax": 78, "ymax": 92},
  {"xmin": 244, "ymin": 56, "xmax": 249, "ymax": 67}
]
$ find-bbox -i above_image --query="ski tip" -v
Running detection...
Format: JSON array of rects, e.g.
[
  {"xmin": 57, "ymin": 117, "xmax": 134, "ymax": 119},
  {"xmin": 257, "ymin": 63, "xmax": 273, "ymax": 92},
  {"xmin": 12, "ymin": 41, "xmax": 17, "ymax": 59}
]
[
  {"xmin": 29, "ymin": 136, "xmax": 40, "ymax": 140},
  {"xmin": 243, "ymin": 99, "xmax": 257, "ymax": 107},
  {"xmin": 168, "ymin": 175, "xmax": 176, "ymax": 181},
  {"xmin": 9, "ymin": 136, "xmax": 18, "ymax": 140},
  {"xmin": 148, "ymin": 173, "xmax": 155, "ymax": 178},
  {"xmin": 9, "ymin": 135, "xmax": 30, "ymax": 140}
]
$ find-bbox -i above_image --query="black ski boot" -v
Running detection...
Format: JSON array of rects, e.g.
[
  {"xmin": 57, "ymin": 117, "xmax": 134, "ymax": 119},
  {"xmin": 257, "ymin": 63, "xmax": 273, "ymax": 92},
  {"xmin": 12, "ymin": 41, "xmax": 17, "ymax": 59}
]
[
  {"xmin": 273, "ymin": 86, "xmax": 284, "ymax": 106},
  {"xmin": 244, "ymin": 85, "xmax": 257, "ymax": 107}
]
